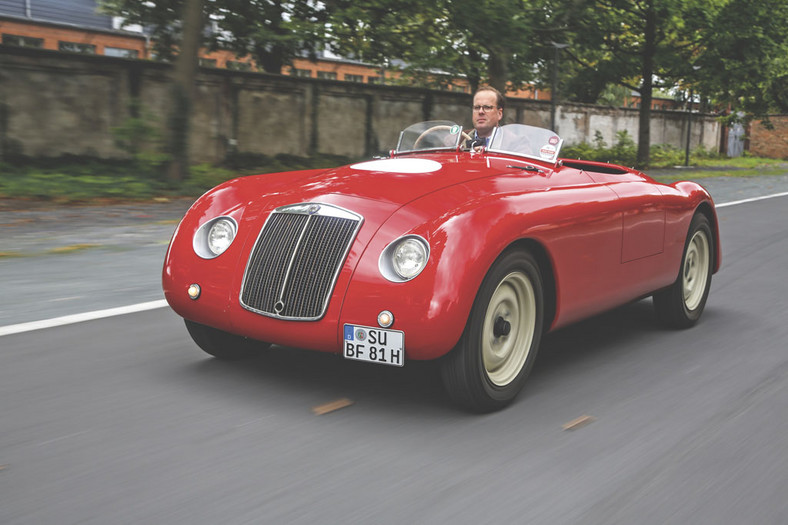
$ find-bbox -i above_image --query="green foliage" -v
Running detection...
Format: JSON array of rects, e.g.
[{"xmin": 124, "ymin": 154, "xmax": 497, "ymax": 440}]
[
  {"xmin": 0, "ymin": 170, "xmax": 156, "ymax": 201},
  {"xmin": 0, "ymin": 152, "xmax": 353, "ymax": 203},
  {"xmin": 692, "ymin": 0, "xmax": 788, "ymax": 115},
  {"xmin": 327, "ymin": 0, "xmax": 547, "ymax": 93},
  {"xmin": 101, "ymin": 0, "xmax": 330, "ymax": 73},
  {"xmin": 561, "ymin": 130, "xmax": 784, "ymax": 168},
  {"xmin": 562, "ymin": 130, "xmax": 657, "ymax": 166},
  {"xmin": 111, "ymin": 99, "xmax": 170, "ymax": 174},
  {"xmin": 649, "ymin": 144, "xmax": 684, "ymax": 166}
]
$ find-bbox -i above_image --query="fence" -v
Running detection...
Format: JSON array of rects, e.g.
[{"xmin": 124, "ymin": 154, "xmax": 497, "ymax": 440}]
[{"xmin": 0, "ymin": 45, "xmax": 721, "ymax": 164}]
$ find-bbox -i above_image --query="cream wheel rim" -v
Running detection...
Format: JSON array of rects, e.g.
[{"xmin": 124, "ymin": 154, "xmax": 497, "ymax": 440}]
[
  {"xmin": 482, "ymin": 271, "xmax": 536, "ymax": 387},
  {"xmin": 683, "ymin": 229, "xmax": 710, "ymax": 311}
]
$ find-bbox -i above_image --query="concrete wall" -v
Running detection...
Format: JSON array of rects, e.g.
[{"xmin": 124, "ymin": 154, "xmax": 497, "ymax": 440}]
[{"xmin": 0, "ymin": 46, "xmax": 721, "ymax": 163}]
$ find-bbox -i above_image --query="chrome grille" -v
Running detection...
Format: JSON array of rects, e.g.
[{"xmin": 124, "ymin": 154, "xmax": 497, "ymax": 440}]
[{"xmin": 240, "ymin": 203, "xmax": 363, "ymax": 320}]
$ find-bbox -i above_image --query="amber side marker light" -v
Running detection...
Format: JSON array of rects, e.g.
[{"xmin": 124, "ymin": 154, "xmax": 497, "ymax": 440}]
[
  {"xmin": 187, "ymin": 284, "xmax": 201, "ymax": 300},
  {"xmin": 378, "ymin": 310, "xmax": 394, "ymax": 328}
]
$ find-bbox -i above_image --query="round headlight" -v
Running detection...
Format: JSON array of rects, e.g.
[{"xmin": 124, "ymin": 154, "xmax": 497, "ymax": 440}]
[
  {"xmin": 392, "ymin": 238, "xmax": 428, "ymax": 279},
  {"xmin": 207, "ymin": 218, "xmax": 236, "ymax": 256}
]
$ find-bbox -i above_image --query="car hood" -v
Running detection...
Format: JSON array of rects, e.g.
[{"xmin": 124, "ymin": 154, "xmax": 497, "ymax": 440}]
[
  {"xmin": 270, "ymin": 154, "xmax": 504, "ymax": 207},
  {"xmin": 194, "ymin": 152, "xmax": 555, "ymax": 248}
]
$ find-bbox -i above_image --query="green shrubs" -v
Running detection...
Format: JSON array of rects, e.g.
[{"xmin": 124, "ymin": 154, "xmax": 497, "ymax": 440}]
[
  {"xmin": 0, "ymin": 152, "xmax": 352, "ymax": 203},
  {"xmin": 561, "ymin": 130, "xmax": 731, "ymax": 168}
]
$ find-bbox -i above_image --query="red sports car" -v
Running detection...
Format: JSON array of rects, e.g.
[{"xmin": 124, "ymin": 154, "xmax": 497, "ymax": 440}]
[{"xmin": 163, "ymin": 121, "xmax": 720, "ymax": 412}]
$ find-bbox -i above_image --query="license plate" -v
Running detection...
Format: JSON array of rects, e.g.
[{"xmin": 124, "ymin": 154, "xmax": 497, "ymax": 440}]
[{"xmin": 343, "ymin": 324, "xmax": 404, "ymax": 367}]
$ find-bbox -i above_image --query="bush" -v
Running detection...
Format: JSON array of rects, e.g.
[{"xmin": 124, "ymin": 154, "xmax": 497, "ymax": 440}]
[
  {"xmin": 561, "ymin": 130, "xmax": 732, "ymax": 167},
  {"xmin": 0, "ymin": 152, "xmax": 354, "ymax": 203},
  {"xmin": 649, "ymin": 144, "xmax": 684, "ymax": 166}
]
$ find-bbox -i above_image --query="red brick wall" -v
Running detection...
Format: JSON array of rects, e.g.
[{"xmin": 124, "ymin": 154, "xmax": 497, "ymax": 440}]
[
  {"xmin": 1, "ymin": 17, "xmax": 552, "ymax": 100},
  {"xmin": 0, "ymin": 18, "xmax": 147, "ymax": 57},
  {"xmin": 749, "ymin": 116, "xmax": 788, "ymax": 159}
]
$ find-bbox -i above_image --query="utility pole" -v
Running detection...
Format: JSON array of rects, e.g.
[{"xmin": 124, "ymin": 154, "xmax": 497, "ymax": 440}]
[
  {"xmin": 684, "ymin": 66, "xmax": 701, "ymax": 166},
  {"xmin": 684, "ymin": 88, "xmax": 693, "ymax": 166}
]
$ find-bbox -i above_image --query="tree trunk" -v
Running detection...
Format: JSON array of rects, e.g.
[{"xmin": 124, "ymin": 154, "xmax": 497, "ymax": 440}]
[
  {"xmin": 636, "ymin": 1, "xmax": 656, "ymax": 169},
  {"xmin": 166, "ymin": 0, "xmax": 203, "ymax": 183},
  {"xmin": 487, "ymin": 50, "xmax": 508, "ymax": 94}
]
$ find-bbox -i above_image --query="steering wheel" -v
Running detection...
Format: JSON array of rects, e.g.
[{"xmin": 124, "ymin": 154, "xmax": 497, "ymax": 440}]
[{"xmin": 413, "ymin": 125, "xmax": 473, "ymax": 149}]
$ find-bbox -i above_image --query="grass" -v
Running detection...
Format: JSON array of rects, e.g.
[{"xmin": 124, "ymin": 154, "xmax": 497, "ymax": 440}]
[
  {"xmin": 0, "ymin": 149, "xmax": 785, "ymax": 204},
  {"xmin": 0, "ymin": 152, "xmax": 352, "ymax": 204}
]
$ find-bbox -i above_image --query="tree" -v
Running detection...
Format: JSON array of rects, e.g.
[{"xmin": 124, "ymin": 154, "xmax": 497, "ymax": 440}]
[
  {"xmin": 101, "ymin": 0, "xmax": 330, "ymax": 74},
  {"xmin": 327, "ymin": 0, "xmax": 546, "ymax": 94},
  {"xmin": 167, "ymin": 0, "xmax": 204, "ymax": 182},
  {"xmin": 692, "ymin": 0, "xmax": 788, "ymax": 119},
  {"xmin": 548, "ymin": 0, "xmax": 703, "ymax": 168},
  {"xmin": 209, "ymin": 0, "xmax": 329, "ymax": 73},
  {"xmin": 102, "ymin": 0, "xmax": 205, "ymax": 181}
]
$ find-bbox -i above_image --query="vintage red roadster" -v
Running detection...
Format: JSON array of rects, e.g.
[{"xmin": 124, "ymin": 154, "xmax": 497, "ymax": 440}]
[{"xmin": 163, "ymin": 121, "xmax": 720, "ymax": 412}]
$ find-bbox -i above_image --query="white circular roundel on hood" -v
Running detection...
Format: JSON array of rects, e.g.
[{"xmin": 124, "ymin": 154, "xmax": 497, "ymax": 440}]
[{"xmin": 351, "ymin": 159, "xmax": 442, "ymax": 174}]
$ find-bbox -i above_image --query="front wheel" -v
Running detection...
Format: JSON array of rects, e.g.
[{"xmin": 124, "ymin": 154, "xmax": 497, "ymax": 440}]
[
  {"xmin": 653, "ymin": 213, "xmax": 714, "ymax": 328},
  {"xmin": 184, "ymin": 320, "xmax": 271, "ymax": 360},
  {"xmin": 440, "ymin": 250, "xmax": 545, "ymax": 412}
]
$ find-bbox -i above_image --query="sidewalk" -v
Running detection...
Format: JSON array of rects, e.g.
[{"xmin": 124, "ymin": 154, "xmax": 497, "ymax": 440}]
[{"xmin": 0, "ymin": 197, "xmax": 194, "ymax": 257}]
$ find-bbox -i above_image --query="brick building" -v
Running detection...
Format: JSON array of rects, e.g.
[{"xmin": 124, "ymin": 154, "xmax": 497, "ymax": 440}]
[
  {"xmin": 749, "ymin": 117, "xmax": 788, "ymax": 159},
  {"xmin": 0, "ymin": 0, "xmax": 551, "ymax": 101},
  {"xmin": 0, "ymin": 0, "xmax": 147, "ymax": 57}
]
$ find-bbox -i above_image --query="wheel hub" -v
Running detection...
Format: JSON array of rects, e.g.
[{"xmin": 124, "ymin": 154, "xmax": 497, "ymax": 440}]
[{"xmin": 493, "ymin": 316, "xmax": 512, "ymax": 337}]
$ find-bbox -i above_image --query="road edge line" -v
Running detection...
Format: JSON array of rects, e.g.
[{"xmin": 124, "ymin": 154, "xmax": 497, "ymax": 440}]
[
  {"xmin": 717, "ymin": 191, "xmax": 788, "ymax": 208},
  {"xmin": 0, "ymin": 300, "xmax": 168, "ymax": 337}
]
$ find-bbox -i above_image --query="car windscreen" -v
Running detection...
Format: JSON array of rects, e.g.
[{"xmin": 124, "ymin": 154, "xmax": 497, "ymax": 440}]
[
  {"xmin": 487, "ymin": 124, "xmax": 563, "ymax": 163},
  {"xmin": 396, "ymin": 121, "xmax": 465, "ymax": 153}
]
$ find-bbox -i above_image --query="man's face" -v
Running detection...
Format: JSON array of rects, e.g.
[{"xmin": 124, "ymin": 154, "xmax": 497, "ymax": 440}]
[{"xmin": 472, "ymin": 91, "xmax": 502, "ymax": 137}]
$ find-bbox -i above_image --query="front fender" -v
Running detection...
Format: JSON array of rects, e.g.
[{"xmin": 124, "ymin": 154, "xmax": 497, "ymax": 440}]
[{"xmin": 339, "ymin": 179, "xmax": 549, "ymax": 360}]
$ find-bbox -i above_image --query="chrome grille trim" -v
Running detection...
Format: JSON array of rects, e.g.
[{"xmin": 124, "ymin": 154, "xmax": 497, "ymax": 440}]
[{"xmin": 240, "ymin": 203, "xmax": 363, "ymax": 321}]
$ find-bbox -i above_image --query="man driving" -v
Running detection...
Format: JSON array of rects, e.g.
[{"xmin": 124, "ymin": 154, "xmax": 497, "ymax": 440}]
[{"xmin": 470, "ymin": 86, "xmax": 504, "ymax": 148}]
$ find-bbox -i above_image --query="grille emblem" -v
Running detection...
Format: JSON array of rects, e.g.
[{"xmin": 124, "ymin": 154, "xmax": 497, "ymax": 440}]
[
  {"xmin": 274, "ymin": 301, "xmax": 285, "ymax": 313},
  {"xmin": 308, "ymin": 204, "xmax": 321, "ymax": 215}
]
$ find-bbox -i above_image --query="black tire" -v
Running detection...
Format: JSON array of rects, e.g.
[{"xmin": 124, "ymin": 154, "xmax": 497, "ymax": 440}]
[
  {"xmin": 440, "ymin": 250, "xmax": 545, "ymax": 412},
  {"xmin": 653, "ymin": 213, "xmax": 714, "ymax": 328},
  {"xmin": 184, "ymin": 319, "xmax": 271, "ymax": 360}
]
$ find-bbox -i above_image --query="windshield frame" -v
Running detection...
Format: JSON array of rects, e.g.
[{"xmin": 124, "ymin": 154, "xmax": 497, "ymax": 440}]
[
  {"xmin": 394, "ymin": 120, "xmax": 466, "ymax": 154},
  {"xmin": 486, "ymin": 124, "xmax": 564, "ymax": 164}
]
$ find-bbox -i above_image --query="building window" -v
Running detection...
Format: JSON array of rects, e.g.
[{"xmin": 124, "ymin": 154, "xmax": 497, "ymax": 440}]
[
  {"xmin": 59, "ymin": 41, "xmax": 96, "ymax": 54},
  {"xmin": 367, "ymin": 76, "xmax": 380, "ymax": 84},
  {"xmin": 317, "ymin": 71, "xmax": 337, "ymax": 80},
  {"xmin": 199, "ymin": 58, "xmax": 217, "ymax": 67},
  {"xmin": 227, "ymin": 61, "xmax": 252, "ymax": 71},
  {"xmin": 344, "ymin": 74, "xmax": 363, "ymax": 83},
  {"xmin": 104, "ymin": 47, "xmax": 139, "ymax": 58},
  {"xmin": 2, "ymin": 34, "xmax": 44, "ymax": 48},
  {"xmin": 290, "ymin": 68, "xmax": 312, "ymax": 77}
]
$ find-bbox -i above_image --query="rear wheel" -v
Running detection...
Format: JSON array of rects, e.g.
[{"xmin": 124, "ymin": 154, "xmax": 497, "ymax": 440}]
[
  {"xmin": 440, "ymin": 250, "xmax": 544, "ymax": 412},
  {"xmin": 184, "ymin": 320, "xmax": 271, "ymax": 360},
  {"xmin": 653, "ymin": 213, "xmax": 714, "ymax": 328}
]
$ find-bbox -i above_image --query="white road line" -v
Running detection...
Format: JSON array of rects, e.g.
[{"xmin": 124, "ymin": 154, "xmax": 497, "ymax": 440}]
[
  {"xmin": 0, "ymin": 300, "xmax": 168, "ymax": 337},
  {"xmin": 716, "ymin": 191, "xmax": 788, "ymax": 208},
  {"xmin": 2, "ymin": 189, "xmax": 787, "ymax": 337}
]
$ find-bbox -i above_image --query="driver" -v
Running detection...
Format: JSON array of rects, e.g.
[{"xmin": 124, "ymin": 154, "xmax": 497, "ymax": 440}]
[{"xmin": 470, "ymin": 86, "xmax": 504, "ymax": 148}]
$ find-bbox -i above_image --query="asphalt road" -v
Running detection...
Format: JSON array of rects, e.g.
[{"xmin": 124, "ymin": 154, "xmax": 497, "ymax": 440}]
[{"xmin": 1, "ymin": 178, "xmax": 788, "ymax": 523}]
